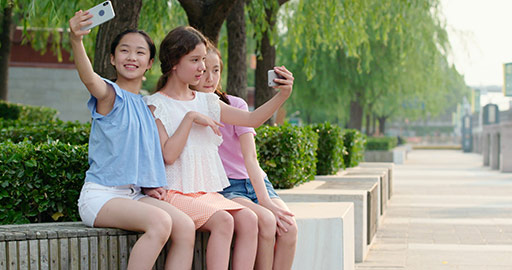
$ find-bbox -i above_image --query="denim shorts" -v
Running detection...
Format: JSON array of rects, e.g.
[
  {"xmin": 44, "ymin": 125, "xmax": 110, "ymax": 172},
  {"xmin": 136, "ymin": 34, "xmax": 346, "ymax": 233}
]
[
  {"xmin": 78, "ymin": 182, "xmax": 146, "ymax": 227},
  {"xmin": 219, "ymin": 176, "xmax": 280, "ymax": 204}
]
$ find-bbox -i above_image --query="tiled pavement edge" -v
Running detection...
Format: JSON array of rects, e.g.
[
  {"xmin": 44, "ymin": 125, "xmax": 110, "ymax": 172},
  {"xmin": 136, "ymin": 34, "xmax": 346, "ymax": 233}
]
[{"xmin": 355, "ymin": 150, "xmax": 512, "ymax": 270}]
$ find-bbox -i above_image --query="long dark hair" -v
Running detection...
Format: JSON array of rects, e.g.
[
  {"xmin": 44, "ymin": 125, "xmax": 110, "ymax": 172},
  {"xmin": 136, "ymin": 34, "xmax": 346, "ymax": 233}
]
[{"xmin": 156, "ymin": 26, "xmax": 208, "ymax": 91}]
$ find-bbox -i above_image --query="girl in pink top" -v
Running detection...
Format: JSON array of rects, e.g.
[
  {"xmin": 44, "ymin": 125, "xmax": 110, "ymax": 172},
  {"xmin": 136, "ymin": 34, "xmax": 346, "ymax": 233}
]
[{"xmin": 194, "ymin": 46, "xmax": 298, "ymax": 269}]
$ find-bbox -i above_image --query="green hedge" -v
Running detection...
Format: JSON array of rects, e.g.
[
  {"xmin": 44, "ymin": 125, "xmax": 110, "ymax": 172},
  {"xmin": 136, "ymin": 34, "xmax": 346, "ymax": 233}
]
[
  {"xmin": 256, "ymin": 123, "xmax": 318, "ymax": 189},
  {"xmin": 0, "ymin": 100, "xmax": 59, "ymax": 122},
  {"xmin": 0, "ymin": 141, "xmax": 88, "ymax": 224},
  {"xmin": 0, "ymin": 120, "xmax": 90, "ymax": 145},
  {"xmin": 366, "ymin": 136, "xmax": 398, "ymax": 151},
  {"xmin": 342, "ymin": 129, "xmax": 366, "ymax": 168},
  {"xmin": 313, "ymin": 123, "xmax": 346, "ymax": 175}
]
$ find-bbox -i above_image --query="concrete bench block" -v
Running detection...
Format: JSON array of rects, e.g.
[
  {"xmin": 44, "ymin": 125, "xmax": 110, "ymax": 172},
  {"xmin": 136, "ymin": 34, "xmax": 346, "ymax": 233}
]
[
  {"xmin": 278, "ymin": 182, "xmax": 377, "ymax": 263},
  {"xmin": 287, "ymin": 202, "xmax": 355, "ymax": 270},
  {"xmin": 340, "ymin": 169, "xmax": 389, "ymax": 215},
  {"xmin": 359, "ymin": 162, "xmax": 394, "ymax": 199},
  {"xmin": 316, "ymin": 174, "xmax": 384, "ymax": 217}
]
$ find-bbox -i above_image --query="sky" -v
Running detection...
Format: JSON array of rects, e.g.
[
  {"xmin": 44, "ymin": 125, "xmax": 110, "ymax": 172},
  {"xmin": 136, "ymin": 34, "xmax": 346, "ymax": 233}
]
[{"xmin": 440, "ymin": 0, "xmax": 512, "ymax": 88}]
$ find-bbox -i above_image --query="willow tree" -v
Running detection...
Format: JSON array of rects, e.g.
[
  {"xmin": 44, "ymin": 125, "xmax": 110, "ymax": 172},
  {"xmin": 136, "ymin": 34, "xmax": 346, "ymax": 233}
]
[{"xmin": 279, "ymin": 0, "xmax": 469, "ymax": 132}]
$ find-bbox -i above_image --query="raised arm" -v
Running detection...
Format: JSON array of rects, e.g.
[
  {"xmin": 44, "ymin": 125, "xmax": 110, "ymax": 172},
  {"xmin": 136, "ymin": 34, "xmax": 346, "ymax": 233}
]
[
  {"xmin": 220, "ymin": 66, "xmax": 293, "ymax": 127},
  {"xmin": 69, "ymin": 10, "xmax": 114, "ymax": 115}
]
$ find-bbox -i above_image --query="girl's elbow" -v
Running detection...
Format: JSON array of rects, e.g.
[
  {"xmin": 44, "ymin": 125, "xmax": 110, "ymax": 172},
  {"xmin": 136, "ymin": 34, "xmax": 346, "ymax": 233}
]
[{"xmin": 163, "ymin": 155, "xmax": 177, "ymax": 165}]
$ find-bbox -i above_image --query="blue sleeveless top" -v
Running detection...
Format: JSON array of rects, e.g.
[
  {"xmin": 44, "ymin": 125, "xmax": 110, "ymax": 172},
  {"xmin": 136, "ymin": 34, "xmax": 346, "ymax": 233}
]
[{"xmin": 84, "ymin": 79, "xmax": 167, "ymax": 187}]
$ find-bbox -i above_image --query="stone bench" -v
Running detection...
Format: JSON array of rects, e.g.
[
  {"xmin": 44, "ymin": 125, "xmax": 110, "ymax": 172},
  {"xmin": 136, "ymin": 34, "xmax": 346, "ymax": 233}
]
[
  {"xmin": 0, "ymin": 222, "xmax": 208, "ymax": 270},
  {"xmin": 288, "ymin": 202, "xmax": 355, "ymax": 270},
  {"xmin": 339, "ymin": 168, "xmax": 389, "ymax": 215},
  {"xmin": 364, "ymin": 145, "xmax": 408, "ymax": 164},
  {"xmin": 316, "ymin": 174, "xmax": 384, "ymax": 217},
  {"xmin": 0, "ymin": 202, "xmax": 356, "ymax": 270},
  {"xmin": 278, "ymin": 180, "xmax": 378, "ymax": 263},
  {"xmin": 359, "ymin": 162, "xmax": 394, "ymax": 199}
]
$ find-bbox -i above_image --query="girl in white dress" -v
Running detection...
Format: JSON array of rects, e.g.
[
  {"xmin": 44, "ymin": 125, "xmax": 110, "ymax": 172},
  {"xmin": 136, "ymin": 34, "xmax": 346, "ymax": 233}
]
[{"xmin": 144, "ymin": 26, "xmax": 294, "ymax": 270}]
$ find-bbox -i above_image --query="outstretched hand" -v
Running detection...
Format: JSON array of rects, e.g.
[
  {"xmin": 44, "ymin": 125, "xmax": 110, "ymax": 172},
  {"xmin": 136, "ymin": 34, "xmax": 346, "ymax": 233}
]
[
  {"xmin": 272, "ymin": 66, "xmax": 294, "ymax": 97},
  {"xmin": 69, "ymin": 10, "xmax": 93, "ymax": 41}
]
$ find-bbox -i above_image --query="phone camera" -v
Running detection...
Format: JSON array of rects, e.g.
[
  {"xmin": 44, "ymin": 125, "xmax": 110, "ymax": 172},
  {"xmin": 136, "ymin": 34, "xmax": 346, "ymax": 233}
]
[
  {"xmin": 103, "ymin": 2, "xmax": 108, "ymax": 6},
  {"xmin": 99, "ymin": 10, "xmax": 105, "ymax": 16}
]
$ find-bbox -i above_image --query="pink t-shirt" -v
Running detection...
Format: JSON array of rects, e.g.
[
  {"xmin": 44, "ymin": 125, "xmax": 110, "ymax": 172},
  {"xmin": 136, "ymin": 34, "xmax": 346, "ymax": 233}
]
[{"xmin": 218, "ymin": 95, "xmax": 256, "ymax": 179}]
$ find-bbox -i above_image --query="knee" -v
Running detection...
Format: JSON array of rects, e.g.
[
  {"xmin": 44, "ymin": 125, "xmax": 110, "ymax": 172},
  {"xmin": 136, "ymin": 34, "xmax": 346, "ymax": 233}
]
[
  {"xmin": 235, "ymin": 208, "xmax": 258, "ymax": 235},
  {"xmin": 278, "ymin": 219, "xmax": 298, "ymax": 247},
  {"xmin": 211, "ymin": 210, "xmax": 235, "ymax": 236},
  {"xmin": 258, "ymin": 210, "xmax": 277, "ymax": 241},
  {"xmin": 146, "ymin": 210, "xmax": 173, "ymax": 244},
  {"xmin": 171, "ymin": 216, "xmax": 195, "ymax": 246}
]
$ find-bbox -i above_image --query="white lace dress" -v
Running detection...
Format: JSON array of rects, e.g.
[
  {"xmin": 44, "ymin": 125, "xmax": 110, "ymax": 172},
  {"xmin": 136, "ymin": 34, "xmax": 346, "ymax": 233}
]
[{"xmin": 144, "ymin": 91, "xmax": 243, "ymax": 228}]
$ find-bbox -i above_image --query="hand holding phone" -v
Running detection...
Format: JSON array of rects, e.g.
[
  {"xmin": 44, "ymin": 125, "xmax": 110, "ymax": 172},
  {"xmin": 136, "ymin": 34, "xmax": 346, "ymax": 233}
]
[
  {"xmin": 268, "ymin": 69, "xmax": 285, "ymax": 87},
  {"xmin": 81, "ymin": 1, "xmax": 115, "ymax": 31}
]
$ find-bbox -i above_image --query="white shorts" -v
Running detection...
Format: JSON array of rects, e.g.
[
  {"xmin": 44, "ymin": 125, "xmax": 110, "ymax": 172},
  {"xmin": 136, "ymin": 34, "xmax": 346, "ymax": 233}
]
[{"xmin": 78, "ymin": 182, "xmax": 147, "ymax": 227}]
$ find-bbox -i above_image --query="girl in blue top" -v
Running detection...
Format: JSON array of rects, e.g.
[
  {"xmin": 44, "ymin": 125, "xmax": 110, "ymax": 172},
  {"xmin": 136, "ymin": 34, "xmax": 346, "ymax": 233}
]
[{"xmin": 69, "ymin": 11, "xmax": 195, "ymax": 270}]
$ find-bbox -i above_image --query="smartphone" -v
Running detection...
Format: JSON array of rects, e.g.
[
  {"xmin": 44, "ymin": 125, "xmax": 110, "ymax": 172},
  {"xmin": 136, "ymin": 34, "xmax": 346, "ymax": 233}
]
[
  {"xmin": 81, "ymin": 1, "xmax": 116, "ymax": 31},
  {"xmin": 268, "ymin": 69, "xmax": 285, "ymax": 87}
]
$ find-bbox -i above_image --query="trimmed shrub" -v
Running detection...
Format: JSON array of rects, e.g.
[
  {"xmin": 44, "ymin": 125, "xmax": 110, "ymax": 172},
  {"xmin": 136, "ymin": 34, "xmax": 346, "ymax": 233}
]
[
  {"xmin": 0, "ymin": 141, "xmax": 88, "ymax": 224},
  {"xmin": 256, "ymin": 124, "xmax": 319, "ymax": 189},
  {"xmin": 313, "ymin": 123, "xmax": 346, "ymax": 175},
  {"xmin": 0, "ymin": 100, "xmax": 58, "ymax": 122},
  {"xmin": 0, "ymin": 120, "xmax": 90, "ymax": 145},
  {"xmin": 366, "ymin": 136, "xmax": 398, "ymax": 151},
  {"xmin": 342, "ymin": 129, "xmax": 366, "ymax": 168}
]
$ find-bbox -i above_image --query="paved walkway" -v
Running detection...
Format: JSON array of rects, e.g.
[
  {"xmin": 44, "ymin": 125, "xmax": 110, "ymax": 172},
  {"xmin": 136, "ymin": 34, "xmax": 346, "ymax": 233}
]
[{"xmin": 355, "ymin": 150, "xmax": 512, "ymax": 270}]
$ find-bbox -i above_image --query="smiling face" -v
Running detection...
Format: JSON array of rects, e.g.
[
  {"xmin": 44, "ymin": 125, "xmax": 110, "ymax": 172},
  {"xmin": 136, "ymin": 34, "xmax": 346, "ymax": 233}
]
[
  {"xmin": 195, "ymin": 51, "xmax": 221, "ymax": 93},
  {"xmin": 172, "ymin": 43, "xmax": 207, "ymax": 86},
  {"xmin": 110, "ymin": 33, "xmax": 153, "ymax": 81}
]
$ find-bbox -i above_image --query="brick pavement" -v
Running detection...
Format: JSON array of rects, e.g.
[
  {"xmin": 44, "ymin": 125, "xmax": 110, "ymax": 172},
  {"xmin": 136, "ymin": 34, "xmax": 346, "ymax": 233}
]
[{"xmin": 355, "ymin": 150, "xmax": 512, "ymax": 270}]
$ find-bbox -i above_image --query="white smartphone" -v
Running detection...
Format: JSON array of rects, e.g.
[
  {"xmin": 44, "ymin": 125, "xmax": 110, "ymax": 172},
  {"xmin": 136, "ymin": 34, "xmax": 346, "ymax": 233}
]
[
  {"xmin": 81, "ymin": 1, "xmax": 115, "ymax": 31},
  {"xmin": 268, "ymin": 70, "xmax": 284, "ymax": 87}
]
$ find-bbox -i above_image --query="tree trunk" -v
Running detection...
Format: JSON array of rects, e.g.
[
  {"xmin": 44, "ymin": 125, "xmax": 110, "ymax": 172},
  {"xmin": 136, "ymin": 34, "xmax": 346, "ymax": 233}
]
[
  {"xmin": 371, "ymin": 113, "xmax": 377, "ymax": 135},
  {"xmin": 226, "ymin": 0, "xmax": 247, "ymax": 100},
  {"xmin": 365, "ymin": 112, "xmax": 371, "ymax": 135},
  {"xmin": 179, "ymin": 0, "xmax": 237, "ymax": 45},
  {"xmin": 93, "ymin": 0, "xmax": 142, "ymax": 80},
  {"xmin": 0, "ymin": 4, "xmax": 13, "ymax": 101},
  {"xmin": 254, "ymin": 0, "xmax": 289, "ymax": 124},
  {"xmin": 378, "ymin": 116, "xmax": 387, "ymax": 135},
  {"xmin": 348, "ymin": 98, "xmax": 363, "ymax": 130}
]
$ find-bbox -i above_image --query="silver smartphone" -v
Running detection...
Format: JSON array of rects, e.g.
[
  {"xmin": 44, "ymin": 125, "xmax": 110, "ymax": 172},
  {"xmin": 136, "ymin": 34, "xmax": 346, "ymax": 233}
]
[
  {"xmin": 268, "ymin": 70, "xmax": 284, "ymax": 87},
  {"xmin": 81, "ymin": 1, "xmax": 115, "ymax": 31}
]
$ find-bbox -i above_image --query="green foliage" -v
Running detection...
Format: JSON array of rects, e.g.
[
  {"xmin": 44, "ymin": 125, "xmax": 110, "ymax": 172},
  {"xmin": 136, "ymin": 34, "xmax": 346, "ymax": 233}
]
[
  {"xmin": 342, "ymin": 129, "xmax": 366, "ymax": 168},
  {"xmin": 0, "ymin": 120, "xmax": 90, "ymax": 144},
  {"xmin": 365, "ymin": 136, "xmax": 397, "ymax": 151},
  {"xmin": 312, "ymin": 123, "xmax": 346, "ymax": 175},
  {"xmin": 0, "ymin": 141, "xmax": 88, "ymax": 224},
  {"xmin": 256, "ymin": 123, "xmax": 318, "ymax": 189},
  {"xmin": 0, "ymin": 100, "xmax": 58, "ymax": 122}
]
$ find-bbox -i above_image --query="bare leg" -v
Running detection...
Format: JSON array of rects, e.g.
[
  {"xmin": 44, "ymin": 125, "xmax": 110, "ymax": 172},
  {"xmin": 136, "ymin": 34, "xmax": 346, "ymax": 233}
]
[
  {"xmin": 271, "ymin": 198, "xmax": 298, "ymax": 270},
  {"xmin": 94, "ymin": 198, "xmax": 173, "ymax": 270},
  {"xmin": 232, "ymin": 198, "xmax": 276, "ymax": 270},
  {"xmin": 139, "ymin": 197, "xmax": 195, "ymax": 270},
  {"xmin": 199, "ymin": 210, "xmax": 234, "ymax": 270},
  {"xmin": 229, "ymin": 208, "xmax": 259, "ymax": 270}
]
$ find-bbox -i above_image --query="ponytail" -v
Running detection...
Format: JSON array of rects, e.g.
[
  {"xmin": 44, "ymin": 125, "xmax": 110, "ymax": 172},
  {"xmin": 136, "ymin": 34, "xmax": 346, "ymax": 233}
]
[
  {"xmin": 156, "ymin": 72, "xmax": 170, "ymax": 91},
  {"xmin": 215, "ymin": 89, "xmax": 230, "ymax": 105}
]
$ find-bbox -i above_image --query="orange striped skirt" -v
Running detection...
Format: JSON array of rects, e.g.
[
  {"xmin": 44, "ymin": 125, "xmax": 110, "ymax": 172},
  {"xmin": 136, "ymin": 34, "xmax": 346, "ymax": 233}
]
[{"xmin": 166, "ymin": 190, "xmax": 245, "ymax": 229}]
